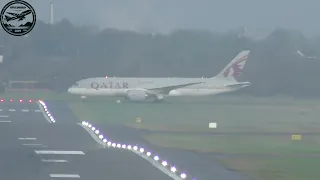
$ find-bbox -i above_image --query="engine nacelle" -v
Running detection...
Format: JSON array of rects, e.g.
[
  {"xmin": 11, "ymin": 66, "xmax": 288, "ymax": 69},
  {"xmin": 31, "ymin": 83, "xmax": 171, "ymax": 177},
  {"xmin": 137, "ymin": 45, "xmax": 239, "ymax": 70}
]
[{"xmin": 126, "ymin": 89, "xmax": 149, "ymax": 101}]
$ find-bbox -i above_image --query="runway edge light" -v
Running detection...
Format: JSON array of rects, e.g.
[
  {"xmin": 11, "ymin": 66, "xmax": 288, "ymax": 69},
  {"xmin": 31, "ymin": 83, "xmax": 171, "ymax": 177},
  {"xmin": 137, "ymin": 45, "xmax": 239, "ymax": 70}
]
[{"xmin": 80, "ymin": 120, "xmax": 195, "ymax": 180}]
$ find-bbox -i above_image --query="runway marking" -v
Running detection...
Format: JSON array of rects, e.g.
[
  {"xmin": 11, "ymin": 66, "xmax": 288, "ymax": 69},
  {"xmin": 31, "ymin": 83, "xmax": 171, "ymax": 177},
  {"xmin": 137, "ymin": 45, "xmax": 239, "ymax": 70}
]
[
  {"xmin": 23, "ymin": 144, "xmax": 42, "ymax": 146},
  {"xmin": 34, "ymin": 109, "xmax": 41, "ymax": 112},
  {"xmin": 8, "ymin": 109, "xmax": 16, "ymax": 112},
  {"xmin": 34, "ymin": 150, "xmax": 85, "ymax": 155},
  {"xmin": 22, "ymin": 109, "xmax": 29, "ymax": 112},
  {"xmin": 18, "ymin": 138, "xmax": 36, "ymax": 140},
  {"xmin": 41, "ymin": 159, "xmax": 68, "ymax": 163},
  {"xmin": 0, "ymin": 120, "xmax": 11, "ymax": 123},
  {"xmin": 36, "ymin": 102, "xmax": 52, "ymax": 123},
  {"xmin": 50, "ymin": 174, "xmax": 80, "ymax": 178},
  {"xmin": 0, "ymin": 115, "xmax": 9, "ymax": 117}
]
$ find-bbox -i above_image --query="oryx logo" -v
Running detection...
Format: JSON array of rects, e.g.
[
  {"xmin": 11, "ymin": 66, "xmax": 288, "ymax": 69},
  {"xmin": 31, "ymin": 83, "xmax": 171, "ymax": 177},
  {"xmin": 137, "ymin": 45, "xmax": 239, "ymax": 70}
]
[
  {"xmin": 223, "ymin": 55, "xmax": 248, "ymax": 77},
  {"xmin": 0, "ymin": 0, "xmax": 36, "ymax": 36}
]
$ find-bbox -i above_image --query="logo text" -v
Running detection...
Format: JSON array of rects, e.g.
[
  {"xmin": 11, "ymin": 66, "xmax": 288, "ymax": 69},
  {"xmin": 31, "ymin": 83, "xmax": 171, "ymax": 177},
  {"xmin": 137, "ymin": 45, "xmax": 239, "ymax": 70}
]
[{"xmin": 91, "ymin": 82, "xmax": 129, "ymax": 90}]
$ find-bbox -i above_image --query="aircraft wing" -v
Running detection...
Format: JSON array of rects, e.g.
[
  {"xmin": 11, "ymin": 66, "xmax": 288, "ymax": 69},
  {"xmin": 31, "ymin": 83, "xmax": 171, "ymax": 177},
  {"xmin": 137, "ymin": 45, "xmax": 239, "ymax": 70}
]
[
  {"xmin": 222, "ymin": 82, "xmax": 251, "ymax": 88},
  {"xmin": 144, "ymin": 82, "xmax": 203, "ymax": 94},
  {"xmin": 7, "ymin": 12, "xmax": 19, "ymax": 16}
]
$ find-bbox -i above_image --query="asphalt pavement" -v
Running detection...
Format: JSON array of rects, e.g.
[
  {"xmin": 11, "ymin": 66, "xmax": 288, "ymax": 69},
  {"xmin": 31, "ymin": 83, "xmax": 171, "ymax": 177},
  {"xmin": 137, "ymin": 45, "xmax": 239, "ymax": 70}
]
[
  {"xmin": 44, "ymin": 101, "xmax": 250, "ymax": 180},
  {"xmin": 0, "ymin": 101, "xmax": 176, "ymax": 180}
]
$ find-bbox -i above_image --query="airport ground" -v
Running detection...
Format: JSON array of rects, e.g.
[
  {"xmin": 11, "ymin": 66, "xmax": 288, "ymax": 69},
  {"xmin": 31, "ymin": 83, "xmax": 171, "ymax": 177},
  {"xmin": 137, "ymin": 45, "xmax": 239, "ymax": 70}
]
[{"xmin": 1, "ymin": 91, "xmax": 320, "ymax": 180}]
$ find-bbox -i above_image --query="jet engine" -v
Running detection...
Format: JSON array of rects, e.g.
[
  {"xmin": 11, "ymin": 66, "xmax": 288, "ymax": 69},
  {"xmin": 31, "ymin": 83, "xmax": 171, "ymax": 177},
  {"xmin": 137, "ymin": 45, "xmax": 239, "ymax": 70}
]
[{"xmin": 125, "ymin": 89, "xmax": 149, "ymax": 101}]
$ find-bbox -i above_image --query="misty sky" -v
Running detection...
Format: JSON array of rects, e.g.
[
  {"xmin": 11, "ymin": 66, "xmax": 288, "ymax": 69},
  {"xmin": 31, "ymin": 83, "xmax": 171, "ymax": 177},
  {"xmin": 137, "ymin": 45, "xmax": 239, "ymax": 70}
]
[{"xmin": 2, "ymin": 0, "xmax": 319, "ymax": 37}]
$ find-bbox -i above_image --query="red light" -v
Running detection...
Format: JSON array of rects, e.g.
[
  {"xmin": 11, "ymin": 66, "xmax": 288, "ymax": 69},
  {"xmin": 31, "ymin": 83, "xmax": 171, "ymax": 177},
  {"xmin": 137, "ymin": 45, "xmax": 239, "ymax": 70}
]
[
  {"xmin": 20, "ymin": 99, "xmax": 23, "ymax": 103},
  {"xmin": 29, "ymin": 99, "xmax": 32, "ymax": 103},
  {"xmin": 10, "ymin": 99, "xmax": 13, "ymax": 102},
  {"xmin": 105, "ymin": 76, "xmax": 108, "ymax": 78},
  {"xmin": 0, "ymin": 99, "xmax": 3, "ymax": 102}
]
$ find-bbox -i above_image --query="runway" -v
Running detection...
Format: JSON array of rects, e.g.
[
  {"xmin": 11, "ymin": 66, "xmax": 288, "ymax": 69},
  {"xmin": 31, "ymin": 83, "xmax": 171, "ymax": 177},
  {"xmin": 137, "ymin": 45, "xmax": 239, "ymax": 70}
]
[
  {"xmin": 0, "ymin": 101, "xmax": 177, "ymax": 180},
  {"xmin": 92, "ymin": 123, "xmax": 250, "ymax": 180},
  {"xmin": 46, "ymin": 101, "xmax": 251, "ymax": 180}
]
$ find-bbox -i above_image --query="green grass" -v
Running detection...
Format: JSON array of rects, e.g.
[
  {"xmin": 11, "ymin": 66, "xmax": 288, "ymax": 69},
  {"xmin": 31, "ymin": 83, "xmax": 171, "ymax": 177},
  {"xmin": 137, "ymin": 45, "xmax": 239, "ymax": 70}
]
[
  {"xmin": 219, "ymin": 157, "xmax": 320, "ymax": 180},
  {"xmin": 143, "ymin": 133, "xmax": 320, "ymax": 154},
  {"xmin": 67, "ymin": 96, "xmax": 320, "ymax": 180},
  {"xmin": 3, "ymin": 92, "xmax": 319, "ymax": 180},
  {"xmin": 142, "ymin": 133, "xmax": 320, "ymax": 180},
  {"xmin": 68, "ymin": 96, "xmax": 320, "ymax": 133}
]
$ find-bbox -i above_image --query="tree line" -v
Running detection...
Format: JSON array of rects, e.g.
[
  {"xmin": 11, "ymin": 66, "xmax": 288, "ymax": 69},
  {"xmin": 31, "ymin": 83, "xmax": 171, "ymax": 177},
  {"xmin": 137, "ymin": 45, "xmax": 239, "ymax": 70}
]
[{"xmin": 0, "ymin": 19, "xmax": 320, "ymax": 97}]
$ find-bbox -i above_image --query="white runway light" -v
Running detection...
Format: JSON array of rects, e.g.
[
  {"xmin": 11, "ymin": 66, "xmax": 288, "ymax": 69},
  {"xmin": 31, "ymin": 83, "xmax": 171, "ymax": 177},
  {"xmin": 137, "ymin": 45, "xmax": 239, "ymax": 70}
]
[
  {"xmin": 180, "ymin": 173, "xmax": 187, "ymax": 179},
  {"xmin": 38, "ymin": 100, "xmax": 55, "ymax": 123},
  {"xmin": 161, "ymin": 161, "xmax": 168, "ymax": 166},
  {"xmin": 154, "ymin": 156, "xmax": 159, "ymax": 161},
  {"xmin": 171, "ymin": 166, "xmax": 177, "ymax": 172},
  {"xmin": 80, "ymin": 121, "xmax": 195, "ymax": 180},
  {"xmin": 133, "ymin": 146, "xmax": 138, "ymax": 151}
]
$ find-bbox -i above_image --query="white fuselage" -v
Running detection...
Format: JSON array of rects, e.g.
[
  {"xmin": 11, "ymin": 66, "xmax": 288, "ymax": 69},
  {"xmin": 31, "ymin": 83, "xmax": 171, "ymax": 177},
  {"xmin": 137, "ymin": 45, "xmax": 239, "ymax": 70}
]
[{"xmin": 67, "ymin": 77, "xmax": 249, "ymax": 98}]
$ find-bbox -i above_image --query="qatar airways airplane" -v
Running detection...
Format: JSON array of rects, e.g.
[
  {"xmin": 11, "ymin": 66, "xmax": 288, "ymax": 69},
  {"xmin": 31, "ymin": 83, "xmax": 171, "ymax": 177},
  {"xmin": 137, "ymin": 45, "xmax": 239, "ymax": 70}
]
[{"xmin": 68, "ymin": 50, "xmax": 251, "ymax": 102}]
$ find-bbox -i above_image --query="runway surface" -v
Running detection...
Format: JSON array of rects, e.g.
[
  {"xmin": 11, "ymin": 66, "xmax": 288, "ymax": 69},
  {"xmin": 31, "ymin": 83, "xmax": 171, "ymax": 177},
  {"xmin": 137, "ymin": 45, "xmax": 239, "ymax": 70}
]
[
  {"xmin": 42, "ymin": 102, "xmax": 249, "ymax": 180},
  {"xmin": 91, "ymin": 123, "xmax": 249, "ymax": 180},
  {"xmin": 47, "ymin": 101, "xmax": 251, "ymax": 180},
  {"xmin": 0, "ymin": 101, "xmax": 175, "ymax": 180}
]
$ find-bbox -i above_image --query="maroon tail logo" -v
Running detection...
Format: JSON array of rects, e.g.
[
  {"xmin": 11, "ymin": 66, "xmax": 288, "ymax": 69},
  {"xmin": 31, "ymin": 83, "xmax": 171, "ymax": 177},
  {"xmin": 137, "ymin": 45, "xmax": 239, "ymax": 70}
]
[{"xmin": 223, "ymin": 55, "xmax": 248, "ymax": 77}]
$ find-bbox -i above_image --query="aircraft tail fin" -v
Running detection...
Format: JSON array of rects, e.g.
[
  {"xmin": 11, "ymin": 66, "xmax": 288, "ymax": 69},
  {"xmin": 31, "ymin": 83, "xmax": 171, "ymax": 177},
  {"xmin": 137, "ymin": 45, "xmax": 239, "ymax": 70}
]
[{"xmin": 215, "ymin": 50, "xmax": 250, "ymax": 81}]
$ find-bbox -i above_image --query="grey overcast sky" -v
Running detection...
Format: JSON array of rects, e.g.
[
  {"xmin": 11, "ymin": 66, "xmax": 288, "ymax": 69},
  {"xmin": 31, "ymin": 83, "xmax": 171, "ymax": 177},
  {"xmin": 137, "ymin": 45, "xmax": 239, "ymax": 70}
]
[{"xmin": 2, "ymin": 0, "xmax": 319, "ymax": 36}]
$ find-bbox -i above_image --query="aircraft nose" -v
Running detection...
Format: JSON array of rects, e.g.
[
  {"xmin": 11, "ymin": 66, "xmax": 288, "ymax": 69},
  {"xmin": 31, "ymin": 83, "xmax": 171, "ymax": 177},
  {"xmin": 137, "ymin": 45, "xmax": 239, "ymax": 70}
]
[{"xmin": 67, "ymin": 87, "xmax": 74, "ymax": 93}]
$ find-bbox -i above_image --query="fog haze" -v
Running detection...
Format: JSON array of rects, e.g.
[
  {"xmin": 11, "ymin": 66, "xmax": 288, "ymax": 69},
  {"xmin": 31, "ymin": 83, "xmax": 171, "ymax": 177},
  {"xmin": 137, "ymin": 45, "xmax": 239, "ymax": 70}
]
[{"xmin": 2, "ymin": 0, "xmax": 319, "ymax": 36}]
